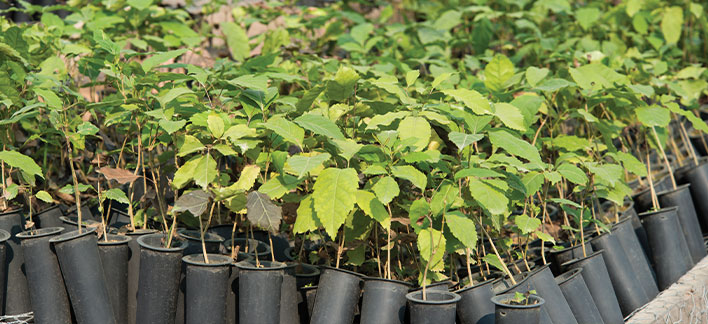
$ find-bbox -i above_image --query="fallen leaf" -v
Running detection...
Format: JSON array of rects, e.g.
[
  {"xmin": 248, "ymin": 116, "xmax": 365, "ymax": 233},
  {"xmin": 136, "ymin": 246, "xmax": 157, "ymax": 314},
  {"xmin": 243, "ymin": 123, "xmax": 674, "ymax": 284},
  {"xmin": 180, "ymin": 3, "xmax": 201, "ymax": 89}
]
[{"xmin": 98, "ymin": 167, "xmax": 140, "ymax": 184}]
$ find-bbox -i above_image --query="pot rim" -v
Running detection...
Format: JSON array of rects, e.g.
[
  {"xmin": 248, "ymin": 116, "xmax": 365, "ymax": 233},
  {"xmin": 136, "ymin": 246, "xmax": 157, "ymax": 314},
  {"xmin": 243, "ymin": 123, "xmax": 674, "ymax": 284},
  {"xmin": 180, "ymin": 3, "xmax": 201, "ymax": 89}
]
[
  {"xmin": 0, "ymin": 208, "xmax": 22, "ymax": 217},
  {"xmin": 454, "ymin": 277, "xmax": 500, "ymax": 294},
  {"xmin": 362, "ymin": 277, "xmax": 414, "ymax": 287},
  {"xmin": 36, "ymin": 204, "xmax": 63, "ymax": 215},
  {"xmin": 411, "ymin": 280, "xmax": 453, "ymax": 292},
  {"xmin": 224, "ymin": 238, "xmax": 271, "ymax": 255},
  {"xmin": 59, "ymin": 215, "xmax": 100, "ymax": 226},
  {"xmin": 235, "ymin": 259, "xmax": 287, "ymax": 270},
  {"xmin": 137, "ymin": 233, "xmax": 188, "ymax": 252},
  {"xmin": 285, "ymin": 262, "xmax": 321, "ymax": 277},
  {"xmin": 97, "ymin": 234, "xmax": 132, "ymax": 246},
  {"xmin": 655, "ymin": 183, "xmax": 691, "ymax": 197},
  {"xmin": 548, "ymin": 241, "xmax": 592, "ymax": 255},
  {"xmin": 555, "ymin": 268, "xmax": 583, "ymax": 286},
  {"xmin": 126, "ymin": 228, "xmax": 158, "ymax": 236},
  {"xmin": 405, "ymin": 290, "xmax": 461, "ymax": 305},
  {"xmin": 559, "ymin": 250, "xmax": 604, "ymax": 269},
  {"xmin": 49, "ymin": 227, "xmax": 97, "ymax": 244},
  {"xmin": 178, "ymin": 229, "xmax": 224, "ymax": 243},
  {"xmin": 491, "ymin": 293, "xmax": 545, "ymax": 309},
  {"xmin": 182, "ymin": 253, "xmax": 233, "ymax": 267},
  {"xmin": 612, "ymin": 215, "xmax": 633, "ymax": 229},
  {"xmin": 637, "ymin": 206, "xmax": 680, "ymax": 218},
  {"xmin": 318, "ymin": 265, "xmax": 365, "ymax": 278},
  {"xmin": 0, "ymin": 229, "xmax": 11, "ymax": 243},
  {"xmin": 17, "ymin": 227, "xmax": 64, "ymax": 239}
]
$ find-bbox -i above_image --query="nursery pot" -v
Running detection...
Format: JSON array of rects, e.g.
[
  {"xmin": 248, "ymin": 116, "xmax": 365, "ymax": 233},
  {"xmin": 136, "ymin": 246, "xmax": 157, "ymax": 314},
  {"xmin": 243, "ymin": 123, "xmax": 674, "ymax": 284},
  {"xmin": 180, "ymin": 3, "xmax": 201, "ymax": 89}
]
[
  {"xmin": 548, "ymin": 242, "xmax": 592, "ymax": 275},
  {"xmin": 360, "ymin": 277, "xmax": 412, "ymax": 324},
  {"xmin": 406, "ymin": 290, "xmax": 461, "ymax": 324},
  {"xmin": 455, "ymin": 278, "xmax": 496, "ymax": 324},
  {"xmin": 126, "ymin": 229, "xmax": 157, "ymax": 324},
  {"xmin": 525, "ymin": 264, "xmax": 577, "ymax": 324},
  {"xmin": 183, "ymin": 254, "xmax": 231, "ymax": 324},
  {"xmin": 657, "ymin": 184, "xmax": 708, "ymax": 263},
  {"xmin": 611, "ymin": 216, "xmax": 659, "ymax": 299},
  {"xmin": 135, "ymin": 233, "xmax": 188, "ymax": 324},
  {"xmin": 676, "ymin": 159, "xmax": 708, "ymax": 232},
  {"xmin": 498, "ymin": 273, "xmax": 552, "ymax": 324},
  {"xmin": 555, "ymin": 268, "xmax": 604, "ymax": 324},
  {"xmin": 0, "ymin": 209, "xmax": 31, "ymax": 314},
  {"xmin": 59, "ymin": 216, "xmax": 100, "ymax": 232},
  {"xmin": 632, "ymin": 173, "xmax": 671, "ymax": 213},
  {"xmin": 16, "ymin": 227, "xmax": 71, "ymax": 324},
  {"xmin": 590, "ymin": 232, "xmax": 649, "ymax": 316},
  {"xmin": 292, "ymin": 262, "xmax": 320, "ymax": 288},
  {"xmin": 0, "ymin": 230, "xmax": 9, "ymax": 314},
  {"xmin": 225, "ymin": 253, "xmax": 252, "ymax": 324},
  {"xmin": 621, "ymin": 202, "xmax": 652, "ymax": 260},
  {"xmin": 281, "ymin": 264, "xmax": 300, "ymax": 324},
  {"xmin": 98, "ymin": 235, "xmax": 131, "ymax": 324},
  {"xmin": 310, "ymin": 266, "xmax": 363, "ymax": 324},
  {"xmin": 561, "ymin": 251, "xmax": 623, "ymax": 324},
  {"xmin": 236, "ymin": 260, "xmax": 287, "ymax": 324},
  {"xmin": 638, "ymin": 207, "xmax": 694, "ymax": 290},
  {"xmin": 492, "ymin": 294, "xmax": 545, "ymax": 324},
  {"xmin": 35, "ymin": 205, "xmax": 65, "ymax": 228},
  {"xmin": 225, "ymin": 237, "xmax": 271, "ymax": 259},
  {"xmin": 50, "ymin": 227, "xmax": 116, "ymax": 324},
  {"xmin": 411, "ymin": 280, "xmax": 454, "ymax": 293},
  {"xmin": 178, "ymin": 229, "xmax": 224, "ymax": 255},
  {"xmin": 298, "ymin": 285, "xmax": 318, "ymax": 323}
]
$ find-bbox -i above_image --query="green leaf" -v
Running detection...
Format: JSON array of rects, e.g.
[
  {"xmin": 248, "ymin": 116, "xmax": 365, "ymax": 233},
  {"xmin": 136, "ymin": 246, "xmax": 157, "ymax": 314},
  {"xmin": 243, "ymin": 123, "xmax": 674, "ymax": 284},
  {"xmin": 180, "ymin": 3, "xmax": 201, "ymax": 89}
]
[
  {"xmin": 484, "ymin": 54, "xmax": 514, "ymax": 92},
  {"xmin": 610, "ymin": 152, "xmax": 647, "ymax": 177},
  {"xmin": 494, "ymin": 103, "xmax": 526, "ymax": 131},
  {"xmin": 398, "ymin": 116, "xmax": 431, "ymax": 152},
  {"xmin": 294, "ymin": 114, "xmax": 345, "ymax": 140},
  {"xmin": 441, "ymin": 89, "xmax": 492, "ymax": 115},
  {"xmin": 391, "ymin": 165, "xmax": 427, "ymax": 190},
  {"xmin": 224, "ymin": 124, "xmax": 257, "ymax": 141},
  {"xmin": 576, "ymin": 7, "xmax": 601, "ymax": 30},
  {"xmin": 207, "ymin": 114, "xmax": 225, "ymax": 138},
  {"xmin": 350, "ymin": 23, "xmax": 373, "ymax": 44},
  {"xmin": 258, "ymin": 175, "xmax": 300, "ymax": 199},
  {"xmin": 488, "ymin": 129, "xmax": 542, "ymax": 165},
  {"xmin": 294, "ymin": 195, "xmax": 320, "ymax": 234},
  {"xmin": 247, "ymin": 191, "xmax": 282, "ymax": 233},
  {"xmin": 586, "ymin": 163, "xmax": 623, "ymax": 187},
  {"xmin": 230, "ymin": 75, "xmax": 269, "ymax": 91},
  {"xmin": 285, "ymin": 153, "xmax": 331, "ymax": 178},
  {"xmin": 661, "ymin": 7, "xmax": 683, "ymax": 45},
  {"xmin": 366, "ymin": 111, "xmax": 409, "ymax": 130},
  {"xmin": 355, "ymin": 190, "xmax": 389, "ymax": 226},
  {"xmin": 406, "ymin": 70, "xmax": 420, "ymax": 87},
  {"xmin": 223, "ymin": 22, "xmax": 250, "ymax": 61},
  {"xmin": 157, "ymin": 87, "xmax": 194, "ymax": 107},
  {"xmin": 418, "ymin": 228, "xmax": 446, "ymax": 271},
  {"xmin": 455, "ymin": 168, "xmax": 505, "ymax": 180},
  {"xmin": 159, "ymin": 119, "xmax": 186, "ymax": 135},
  {"xmin": 432, "ymin": 72, "xmax": 454, "ymax": 90},
  {"xmin": 296, "ymin": 85, "xmax": 325, "ymax": 113},
  {"xmin": 569, "ymin": 64, "xmax": 628, "ymax": 90},
  {"xmin": 34, "ymin": 88, "xmax": 62, "ymax": 109},
  {"xmin": 482, "ymin": 254, "xmax": 506, "ymax": 272},
  {"xmin": 556, "ymin": 163, "xmax": 588, "ymax": 185},
  {"xmin": 346, "ymin": 245, "xmax": 366, "ymax": 266},
  {"xmin": 0, "ymin": 151, "xmax": 42, "ymax": 179},
  {"xmin": 172, "ymin": 156, "xmax": 201, "ymax": 189},
  {"xmin": 234, "ymin": 165, "xmax": 260, "ymax": 191},
  {"xmin": 535, "ymin": 231, "xmax": 555, "ymax": 244},
  {"xmin": 178, "ymin": 135, "xmax": 205, "ymax": 157},
  {"xmin": 312, "ymin": 168, "xmax": 359, "ymax": 237},
  {"xmin": 445, "ymin": 211, "xmax": 477, "ymax": 249},
  {"xmin": 468, "ymin": 178, "xmax": 508, "ymax": 215},
  {"xmin": 448, "ymin": 132, "xmax": 483, "ymax": 152},
  {"xmin": 174, "ymin": 189, "xmax": 211, "ymax": 216},
  {"xmin": 326, "ymin": 66, "xmax": 359, "ymax": 102},
  {"xmin": 515, "ymin": 215, "xmax": 541, "ymax": 234},
  {"xmin": 77, "ymin": 122, "xmax": 99, "ymax": 136},
  {"xmin": 141, "ymin": 49, "xmax": 188, "ymax": 72},
  {"xmin": 431, "ymin": 180, "xmax": 461, "ymax": 215},
  {"xmin": 372, "ymin": 176, "xmax": 399, "ymax": 205},
  {"xmin": 264, "ymin": 116, "xmax": 305, "ymax": 149},
  {"xmin": 522, "ymin": 172, "xmax": 544, "ymax": 197},
  {"xmin": 636, "ymin": 105, "xmax": 670, "ymax": 127},
  {"xmin": 525, "ymin": 67, "xmax": 549, "ymax": 87},
  {"xmin": 103, "ymin": 188, "xmax": 129, "ymax": 204},
  {"xmin": 332, "ymin": 139, "xmax": 363, "ymax": 161},
  {"xmin": 127, "ymin": 0, "xmax": 153, "ymax": 10},
  {"xmin": 193, "ymin": 154, "xmax": 218, "ymax": 189},
  {"xmin": 35, "ymin": 190, "xmax": 53, "ymax": 203}
]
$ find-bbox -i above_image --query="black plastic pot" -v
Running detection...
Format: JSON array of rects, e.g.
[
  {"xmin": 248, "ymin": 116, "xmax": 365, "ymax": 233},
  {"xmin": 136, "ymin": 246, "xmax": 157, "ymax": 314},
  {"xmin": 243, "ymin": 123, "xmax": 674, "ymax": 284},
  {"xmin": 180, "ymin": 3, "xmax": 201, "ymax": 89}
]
[
  {"xmin": 632, "ymin": 173, "xmax": 671, "ymax": 213},
  {"xmin": 225, "ymin": 253, "xmax": 252, "ymax": 324},
  {"xmin": 406, "ymin": 290, "xmax": 461, "ymax": 324},
  {"xmin": 35, "ymin": 205, "xmax": 65, "ymax": 228},
  {"xmin": 281, "ymin": 264, "xmax": 300, "ymax": 324},
  {"xmin": 0, "ymin": 230, "xmax": 10, "ymax": 314},
  {"xmin": 411, "ymin": 280, "xmax": 454, "ymax": 293},
  {"xmin": 590, "ymin": 232, "xmax": 649, "ymax": 316},
  {"xmin": 498, "ymin": 273, "xmax": 552, "ymax": 324},
  {"xmin": 299, "ymin": 285, "xmax": 318, "ymax": 323},
  {"xmin": 98, "ymin": 235, "xmax": 131, "ymax": 324},
  {"xmin": 135, "ymin": 233, "xmax": 188, "ymax": 324},
  {"xmin": 236, "ymin": 260, "xmax": 287, "ymax": 324},
  {"xmin": 50, "ymin": 228, "xmax": 116, "ymax": 324},
  {"xmin": 224, "ymin": 237, "xmax": 271, "ymax": 259},
  {"xmin": 639, "ymin": 207, "xmax": 694, "ymax": 290},
  {"xmin": 492, "ymin": 294, "xmax": 545, "ymax": 324},
  {"xmin": 17, "ymin": 227, "xmax": 71, "ymax": 324},
  {"xmin": 360, "ymin": 278, "xmax": 412, "ymax": 324},
  {"xmin": 0, "ymin": 209, "xmax": 31, "ymax": 314},
  {"xmin": 548, "ymin": 242, "xmax": 592, "ymax": 276},
  {"xmin": 183, "ymin": 254, "xmax": 231, "ymax": 324},
  {"xmin": 657, "ymin": 184, "xmax": 708, "ymax": 263},
  {"xmin": 65, "ymin": 205, "xmax": 95, "ymax": 221},
  {"xmin": 178, "ymin": 229, "xmax": 224, "ymax": 255},
  {"xmin": 555, "ymin": 268, "xmax": 604, "ymax": 324},
  {"xmin": 291, "ymin": 262, "xmax": 320, "ymax": 288},
  {"xmin": 125, "ymin": 229, "xmax": 157, "ymax": 324},
  {"xmin": 561, "ymin": 251, "xmax": 623, "ymax": 324},
  {"xmin": 675, "ymin": 159, "xmax": 708, "ymax": 233},
  {"xmin": 455, "ymin": 278, "xmax": 496, "ymax": 324},
  {"xmin": 59, "ymin": 216, "xmax": 100, "ymax": 232},
  {"xmin": 621, "ymin": 201, "xmax": 651, "ymax": 259},
  {"xmin": 611, "ymin": 216, "xmax": 659, "ymax": 299},
  {"xmin": 310, "ymin": 267, "xmax": 363, "ymax": 324},
  {"xmin": 525, "ymin": 264, "xmax": 577, "ymax": 324}
]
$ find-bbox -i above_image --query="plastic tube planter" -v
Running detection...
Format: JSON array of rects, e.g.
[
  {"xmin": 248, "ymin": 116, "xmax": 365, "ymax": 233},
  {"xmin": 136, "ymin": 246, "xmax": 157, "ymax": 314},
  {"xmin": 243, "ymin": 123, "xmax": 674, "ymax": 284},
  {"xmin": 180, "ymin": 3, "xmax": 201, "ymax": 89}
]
[
  {"xmin": 0, "ymin": 230, "xmax": 9, "ymax": 314},
  {"xmin": 98, "ymin": 235, "xmax": 132, "ymax": 324},
  {"xmin": 555, "ymin": 269, "xmax": 604, "ymax": 324},
  {"xmin": 492, "ymin": 294, "xmax": 545, "ymax": 324},
  {"xmin": 360, "ymin": 278, "xmax": 412, "ymax": 324},
  {"xmin": 561, "ymin": 251, "xmax": 623, "ymax": 324},
  {"xmin": 310, "ymin": 267, "xmax": 363, "ymax": 324},
  {"xmin": 17, "ymin": 227, "xmax": 71, "ymax": 324},
  {"xmin": 455, "ymin": 278, "xmax": 497, "ymax": 324},
  {"xmin": 35, "ymin": 205, "xmax": 65, "ymax": 228},
  {"xmin": 656, "ymin": 184, "xmax": 707, "ymax": 263},
  {"xmin": 183, "ymin": 254, "xmax": 232, "ymax": 324},
  {"xmin": 0, "ymin": 209, "xmax": 31, "ymax": 314},
  {"xmin": 405, "ymin": 290, "xmax": 461, "ymax": 324},
  {"xmin": 611, "ymin": 216, "xmax": 659, "ymax": 299},
  {"xmin": 676, "ymin": 158, "xmax": 708, "ymax": 233},
  {"xmin": 280, "ymin": 264, "xmax": 301, "ymax": 324},
  {"xmin": 125, "ymin": 228, "xmax": 157, "ymax": 324},
  {"xmin": 525, "ymin": 264, "xmax": 577, "ymax": 324},
  {"xmin": 50, "ymin": 227, "xmax": 116, "ymax": 324},
  {"xmin": 235, "ymin": 260, "xmax": 287, "ymax": 324}
]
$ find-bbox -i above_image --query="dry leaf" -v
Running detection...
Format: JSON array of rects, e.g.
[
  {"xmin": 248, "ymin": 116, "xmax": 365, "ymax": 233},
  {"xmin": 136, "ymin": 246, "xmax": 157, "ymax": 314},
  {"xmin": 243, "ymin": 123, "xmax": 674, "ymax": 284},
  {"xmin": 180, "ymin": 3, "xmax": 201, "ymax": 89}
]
[{"xmin": 98, "ymin": 167, "xmax": 140, "ymax": 184}]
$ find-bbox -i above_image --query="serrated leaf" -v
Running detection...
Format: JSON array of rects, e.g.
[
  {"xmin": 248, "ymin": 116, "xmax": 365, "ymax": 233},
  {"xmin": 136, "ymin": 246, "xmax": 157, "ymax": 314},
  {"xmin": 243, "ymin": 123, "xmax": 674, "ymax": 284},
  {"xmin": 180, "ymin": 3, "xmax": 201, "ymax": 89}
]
[
  {"xmin": 174, "ymin": 189, "xmax": 211, "ymax": 216},
  {"xmin": 488, "ymin": 129, "xmax": 542, "ymax": 165},
  {"xmin": 636, "ymin": 105, "xmax": 670, "ymax": 127},
  {"xmin": 355, "ymin": 190, "xmax": 389, "ymax": 226},
  {"xmin": 483, "ymin": 254, "xmax": 506, "ymax": 272},
  {"xmin": 441, "ymin": 88, "xmax": 492, "ymax": 115},
  {"xmin": 586, "ymin": 163, "xmax": 623, "ymax": 187},
  {"xmin": 142, "ymin": 49, "xmax": 187, "ymax": 72},
  {"xmin": 515, "ymin": 215, "xmax": 541, "ymax": 234},
  {"xmin": 264, "ymin": 116, "xmax": 304, "ymax": 149},
  {"xmin": 178, "ymin": 135, "xmax": 205, "ymax": 157},
  {"xmin": 294, "ymin": 114, "xmax": 345, "ymax": 140},
  {"xmin": 223, "ymin": 22, "xmax": 250, "ymax": 61},
  {"xmin": 159, "ymin": 119, "xmax": 186, "ymax": 135},
  {"xmin": 406, "ymin": 70, "xmax": 420, "ymax": 87},
  {"xmin": 127, "ymin": 0, "xmax": 152, "ymax": 10},
  {"xmin": 661, "ymin": 7, "xmax": 683, "ymax": 45},
  {"xmin": 294, "ymin": 195, "xmax": 320, "ymax": 234},
  {"xmin": 448, "ymin": 132, "xmax": 483, "ymax": 152},
  {"xmin": 103, "ymin": 188, "xmax": 129, "ymax": 204},
  {"xmin": 258, "ymin": 175, "xmax": 300, "ymax": 199},
  {"xmin": 611, "ymin": 151, "xmax": 647, "ymax": 177},
  {"xmin": 246, "ymin": 191, "xmax": 282, "ymax": 233},
  {"xmin": 326, "ymin": 66, "xmax": 359, "ymax": 102},
  {"xmin": 207, "ymin": 114, "xmax": 225, "ymax": 138},
  {"xmin": 522, "ymin": 172, "xmax": 544, "ymax": 197},
  {"xmin": 468, "ymin": 178, "xmax": 508, "ymax": 215},
  {"xmin": 485, "ymin": 54, "xmax": 514, "ymax": 92},
  {"xmin": 494, "ymin": 103, "xmax": 526, "ymax": 131},
  {"xmin": 312, "ymin": 168, "xmax": 359, "ymax": 237},
  {"xmin": 0, "ymin": 151, "xmax": 42, "ymax": 179},
  {"xmin": 525, "ymin": 67, "xmax": 549, "ymax": 87},
  {"xmin": 366, "ymin": 111, "xmax": 409, "ymax": 130},
  {"xmin": 157, "ymin": 87, "xmax": 194, "ymax": 107},
  {"xmin": 535, "ymin": 231, "xmax": 555, "ymax": 244},
  {"xmin": 233, "ymin": 165, "xmax": 260, "ymax": 191},
  {"xmin": 194, "ymin": 155, "xmax": 218, "ymax": 189},
  {"xmin": 398, "ymin": 116, "xmax": 431, "ymax": 152},
  {"xmin": 432, "ymin": 72, "xmax": 453, "ymax": 90},
  {"xmin": 557, "ymin": 163, "xmax": 588, "ymax": 185},
  {"xmin": 34, "ymin": 88, "xmax": 62, "ymax": 110},
  {"xmin": 333, "ymin": 139, "xmax": 363, "ymax": 161},
  {"xmin": 372, "ymin": 176, "xmax": 399, "ymax": 205},
  {"xmin": 418, "ymin": 228, "xmax": 446, "ymax": 272},
  {"xmin": 391, "ymin": 165, "xmax": 426, "ymax": 190},
  {"xmin": 77, "ymin": 122, "xmax": 99, "ymax": 136},
  {"xmin": 455, "ymin": 168, "xmax": 504, "ymax": 180},
  {"xmin": 284, "ymin": 153, "xmax": 331, "ymax": 178},
  {"xmin": 224, "ymin": 124, "xmax": 257, "ymax": 141},
  {"xmin": 431, "ymin": 180, "xmax": 460, "ymax": 215},
  {"xmin": 35, "ymin": 190, "xmax": 53, "ymax": 203},
  {"xmin": 445, "ymin": 211, "xmax": 477, "ymax": 249}
]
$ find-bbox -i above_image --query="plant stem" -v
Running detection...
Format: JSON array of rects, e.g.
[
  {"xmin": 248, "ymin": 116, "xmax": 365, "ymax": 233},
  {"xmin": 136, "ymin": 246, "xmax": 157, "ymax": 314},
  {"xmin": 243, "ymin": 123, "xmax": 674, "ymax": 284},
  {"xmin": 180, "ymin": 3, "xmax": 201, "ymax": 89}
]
[
  {"xmin": 465, "ymin": 248, "xmax": 473, "ymax": 287},
  {"xmin": 268, "ymin": 232, "xmax": 275, "ymax": 262},
  {"xmin": 677, "ymin": 114, "xmax": 699, "ymax": 166},
  {"xmin": 474, "ymin": 214, "xmax": 516, "ymax": 285},
  {"xmin": 652, "ymin": 127, "xmax": 677, "ymax": 190},
  {"xmin": 336, "ymin": 230, "xmax": 345, "ymax": 269},
  {"xmin": 65, "ymin": 137, "xmax": 83, "ymax": 234},
  {"xmin": 646, "ymin": 151, "xmax": 660, "ymax": 211}
]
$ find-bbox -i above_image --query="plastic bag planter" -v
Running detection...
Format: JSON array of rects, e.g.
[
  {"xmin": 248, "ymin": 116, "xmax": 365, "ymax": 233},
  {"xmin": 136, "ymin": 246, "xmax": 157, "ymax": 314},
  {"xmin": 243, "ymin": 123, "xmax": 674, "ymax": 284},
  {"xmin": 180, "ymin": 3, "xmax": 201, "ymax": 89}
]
[
  {"xmin": 16, "ymin": 227, "xmax": 71, "ymax": 324},
  {"xmin": 405, "ymin": 290, "xmax": 461, "ymax": 324},
  {"xmin": 183, "ymin": 254, "xmax": 232, "ymax": 324},
  {"xmin": 611, "ymin": 216, "xmax": 659, "ymax": 299},
  {"xmin": 561, "ymin": 251, "xmax": 623, "ymax": 324},
  {"xmin": 555, "ymin": 268, "xmax": 603, "ymax": 324},
  {"xmin": 98, "ymin": 235, "xmax": 131, "ymax": 324},
  {"xmin": 638, "ymin": 207, "xmax": 694, "ymax": 290},
  {"xmin": 50, "ymin": 227, "xmax": 116, "ymax": 324},
  {"xmin": 360, "ymin": 277, "xmax": 413, "ymax": 324},
  {"xmin": 310, "ymin": 267, "xmax": 363, "ymax": 324},
  {"xmin": 135, "ymin": 233, "xmax": 187, "ymax": 324},
  {"xmin": 235, "ymin": 260, "xmax": 287, "ymax": 324},
  {"xmin": 657, "ymin": 184, "xmax": 708, "ymax": 263},
  {"xmin": 492, "ymin": 294, "xmax": 545, "ymax": 324},
  {"xmin": 0, "ymin": 209, "xmax": 31, "ymax": 314},
  {"xmin": 125, "ymin": 228, "xmax": 157, "ymax": 324},
  {"xmin": 35, "ymin": 205, "xmax": 65, "ymax": 229},
  {"xmin": 590, "ymin": 232, "xmax": 649, "ymax": 316},
  {"xmin": 455, "ymin": 278, "xmax": 497, "ymax": 324}
]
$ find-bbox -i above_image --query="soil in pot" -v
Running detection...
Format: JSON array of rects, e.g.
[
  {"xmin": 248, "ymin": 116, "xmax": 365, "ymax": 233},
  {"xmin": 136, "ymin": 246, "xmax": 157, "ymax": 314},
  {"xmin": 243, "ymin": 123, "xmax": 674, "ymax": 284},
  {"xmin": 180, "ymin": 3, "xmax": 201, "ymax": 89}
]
[
  {"xmin": 183, "ymin": 254, "xmax": 231, "ymax": 324},
  {"xmin": 0, "ymin": 209, "xmax": 31, "ymax": 314},
  {"xmin": 98, "ymin": 234, "xmax": 131, "ymax": 324},
  {"xmin": 639, "ymin": 207, "xmax": 694, "ymax": 290},
  {"xmin": 17, "ymin": 227, "xmax": 71, "ymax": 324},
  {"xmin": 360, "ymin": 277, "xmax": 412, "ymax": 324},
  {"xmin": 455, "ymin": 278, "xmax": 497, "ymax": 324},
  {"xmin": 555, "ymin": 268, "xmax": 604, "ymax": 324},
  {"xmin": 35, "ymin": 205, "xmax": 65, "ymax": 229},
  {"xmin": 561, "ymin": 250, "xmax": 623, "ymax": 324},
  {"xmin": 611, "ymin": 216, "xmax": 659, "ymax": 299},
  {"xmin": 310, "ymin": 266, "xmax": 363, "ymax": 324},
  {"xmin": 492, "ymin": 293, "xmax": 545, "ymax": 324},
  {"xmin": 235, "ymin": 260, "xmax": 287, "ymax": 324},
  {"xmin": 290, "ymin": 262, "xmax": 320, "ymax": 288},
  {"xmin": 656, "ymin": 184, "xmax": 708, "ymax": 263},
  {"xmin": 406, "ymin": 290, "xmax": 461, "ymax": 324},
  {"xmin": 50, "ymin": 227, "xmax": 116, "ymax": 324},
  {"xmin": 125, "ymin": 228, "xmax": 157, "ymax": 324},
  {"xmin": 135, "ymin": 233, "xmax": 188, "ymax": 324}
]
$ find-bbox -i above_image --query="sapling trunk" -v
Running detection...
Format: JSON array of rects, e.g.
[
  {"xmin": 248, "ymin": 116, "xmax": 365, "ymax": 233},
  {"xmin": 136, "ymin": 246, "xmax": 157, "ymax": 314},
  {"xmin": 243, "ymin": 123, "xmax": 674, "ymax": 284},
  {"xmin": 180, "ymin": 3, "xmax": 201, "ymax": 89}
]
[
  {"xmin": 579, "ymin": 201, "xmax": 586, "ymax": 258},
  {"xmin": 268, "ymin": 232, "xmax": 275, "ymax": 262},
  {"xmin": 96, "ymin": 159, "xmax": 108, "ymax": 242},
  {"xmin": 652, "ymin": 127, "xmax": 677, "ymax": 190},
  {"xmin": 646, "ymin": 152, "xmax": 660, "ymax": 211},
  {"xmin": 465, "ymin": 248, "xmax": 473, "ymax": 287},
  {"xmin": 421, "ymin": 214, "xmax": 447, "ymax": 301},
  {"xmin": 66, "ymin": 138, "xmax": 83, "ymax": 234},
  {"xmin": 474, "ymin": 214, "xmax": 516, "ymax": 286},
  {"xmin": 676, "ymin": 114, "xmax": 699, "ymax": 166},
  {"xmin": 385, "ymin": 204, "xmax": 393, "ymax": 280},
  {"xmin": 694, "ymin": 111, "xmax": 708, "ymax": 154},
  {"xmin": 335, "ymin": 230, "xmax": 345, "ymax": 269}
]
